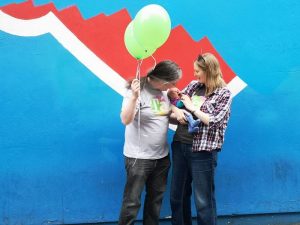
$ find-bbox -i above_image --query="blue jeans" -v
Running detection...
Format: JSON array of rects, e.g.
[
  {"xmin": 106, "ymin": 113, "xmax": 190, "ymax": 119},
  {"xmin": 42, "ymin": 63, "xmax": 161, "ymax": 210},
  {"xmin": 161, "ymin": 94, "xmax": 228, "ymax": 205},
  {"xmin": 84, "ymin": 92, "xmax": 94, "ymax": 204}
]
[
  {"xmin": 118, "ymin": 155, "xmax": 170, "ymax": 225},
  {"xmin": 170, "ymin": 142, "xmax": 218, "ymax": 225}
]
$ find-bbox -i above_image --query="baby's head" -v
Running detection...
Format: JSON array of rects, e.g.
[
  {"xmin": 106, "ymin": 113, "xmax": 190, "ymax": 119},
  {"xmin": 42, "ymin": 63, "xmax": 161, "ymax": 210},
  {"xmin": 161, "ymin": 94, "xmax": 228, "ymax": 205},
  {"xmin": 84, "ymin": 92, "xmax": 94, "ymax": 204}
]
[{"xmin": 167, "ymin": 87, "xmax": 181, "ymax": 100}]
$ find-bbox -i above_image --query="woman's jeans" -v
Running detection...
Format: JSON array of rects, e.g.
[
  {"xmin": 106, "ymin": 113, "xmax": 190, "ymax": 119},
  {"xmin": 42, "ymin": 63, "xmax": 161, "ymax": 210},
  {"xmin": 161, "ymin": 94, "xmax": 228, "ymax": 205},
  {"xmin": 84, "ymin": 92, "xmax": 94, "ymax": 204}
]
[
  {"xmin": 170, "ymin": 142, "xmax": 218, "ymax": 225},
  {"xmin": 118, "ymin": 155, "xmax": 170, "ymax": 225}
]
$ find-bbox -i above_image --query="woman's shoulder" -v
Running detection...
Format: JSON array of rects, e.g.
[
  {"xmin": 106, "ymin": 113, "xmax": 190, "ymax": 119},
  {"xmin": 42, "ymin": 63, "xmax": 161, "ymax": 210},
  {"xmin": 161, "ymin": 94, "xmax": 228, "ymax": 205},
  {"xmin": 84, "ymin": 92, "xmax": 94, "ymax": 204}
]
[
  {"xmin": 182, "ymin": 80, "xmax": 200, "ymax": 93},
  {"xmin": 216, "ymin": 86, "xmax": 232, "ymax": 97},
  {"xmin": 186, "ymin": 80, "xmax": 199, "ymax": 88}
]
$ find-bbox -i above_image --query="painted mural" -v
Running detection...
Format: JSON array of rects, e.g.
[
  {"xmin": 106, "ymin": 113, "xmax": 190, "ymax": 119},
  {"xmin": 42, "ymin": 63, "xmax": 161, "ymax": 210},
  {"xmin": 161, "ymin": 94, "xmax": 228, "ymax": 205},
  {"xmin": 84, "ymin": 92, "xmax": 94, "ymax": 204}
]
[{"xmin": 0, "ymin": 0, "xmax": 299, "ymax": 224}]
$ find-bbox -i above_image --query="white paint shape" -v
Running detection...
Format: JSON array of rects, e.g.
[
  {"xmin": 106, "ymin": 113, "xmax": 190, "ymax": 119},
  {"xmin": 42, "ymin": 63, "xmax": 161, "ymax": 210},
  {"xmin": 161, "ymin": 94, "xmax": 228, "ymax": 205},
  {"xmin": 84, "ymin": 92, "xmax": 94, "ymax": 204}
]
[
  {"xmin": 0, "ymin": 10, "xmax": 247, "ymax": 130},
  {"xmin": 0, "ymin": 10, "xmax": 127, "ymax": 96}
]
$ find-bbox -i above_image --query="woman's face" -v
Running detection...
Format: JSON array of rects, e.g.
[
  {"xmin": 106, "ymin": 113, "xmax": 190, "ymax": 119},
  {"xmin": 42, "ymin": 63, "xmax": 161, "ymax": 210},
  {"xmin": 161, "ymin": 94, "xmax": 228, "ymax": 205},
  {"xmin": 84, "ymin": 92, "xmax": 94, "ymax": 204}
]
[{"xmin": 194, "ymin": 62, "xmax": 206, "ymax": 84}]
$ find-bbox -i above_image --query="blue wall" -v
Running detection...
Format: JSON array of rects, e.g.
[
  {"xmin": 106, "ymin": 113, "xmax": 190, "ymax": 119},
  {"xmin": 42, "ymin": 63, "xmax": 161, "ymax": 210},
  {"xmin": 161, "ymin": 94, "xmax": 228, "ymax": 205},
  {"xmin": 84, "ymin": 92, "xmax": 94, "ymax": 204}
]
[{"xmin": 1, "ymin": 0, "xmax": 300, "ymax": 224}]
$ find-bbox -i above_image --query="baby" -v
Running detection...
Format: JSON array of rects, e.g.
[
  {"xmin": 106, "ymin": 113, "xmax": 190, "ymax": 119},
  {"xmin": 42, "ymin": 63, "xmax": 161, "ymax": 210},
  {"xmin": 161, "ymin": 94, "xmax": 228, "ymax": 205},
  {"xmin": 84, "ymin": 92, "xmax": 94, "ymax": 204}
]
[{"xmin": 168, "ymin": 87, "xmax": 200, "ymax": 133}]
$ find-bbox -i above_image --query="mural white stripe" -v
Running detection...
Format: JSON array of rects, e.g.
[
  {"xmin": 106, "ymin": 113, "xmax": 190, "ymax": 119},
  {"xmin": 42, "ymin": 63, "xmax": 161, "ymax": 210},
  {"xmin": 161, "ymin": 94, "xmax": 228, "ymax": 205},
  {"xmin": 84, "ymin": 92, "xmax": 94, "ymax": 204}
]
[
  {"xmin": 0, "ymin": 10, "xmax": 50, "ymax": 36},
  {"xmin": 0, "ymin": 10, "xmax": 127, "ymax": 96},
  {"xmin": 227, "ymin": 76, "xmax": 247, "ymax": 97}
]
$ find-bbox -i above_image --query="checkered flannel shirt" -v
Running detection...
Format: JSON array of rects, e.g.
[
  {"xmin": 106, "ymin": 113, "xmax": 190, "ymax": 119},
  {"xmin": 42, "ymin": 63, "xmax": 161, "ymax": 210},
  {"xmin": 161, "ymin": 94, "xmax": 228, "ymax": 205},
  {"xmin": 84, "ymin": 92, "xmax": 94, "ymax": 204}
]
[{"xmin": 182, "ymin": 81, "xmax": 232, "ymax": 152}]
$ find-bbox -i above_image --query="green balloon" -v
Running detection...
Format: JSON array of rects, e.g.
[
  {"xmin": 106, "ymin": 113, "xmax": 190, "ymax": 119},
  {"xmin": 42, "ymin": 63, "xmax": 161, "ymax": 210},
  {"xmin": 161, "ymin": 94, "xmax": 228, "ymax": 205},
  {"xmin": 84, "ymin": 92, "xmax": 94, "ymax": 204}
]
[
  {"xmin": 124, "ymin": 21, "xmax": 156, "ymax": 60},
  {"xmin": 134, "ymin": 4, "xmax": 171, "ymax": 49}
]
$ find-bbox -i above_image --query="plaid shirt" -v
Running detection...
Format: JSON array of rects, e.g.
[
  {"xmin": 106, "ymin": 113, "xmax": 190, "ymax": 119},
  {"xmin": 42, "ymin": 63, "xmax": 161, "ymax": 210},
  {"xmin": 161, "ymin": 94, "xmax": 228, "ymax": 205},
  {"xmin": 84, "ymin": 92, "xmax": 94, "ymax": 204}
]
[{"xmin": 182, "ymin": 81, "xmax": 232, "ymax": 152}]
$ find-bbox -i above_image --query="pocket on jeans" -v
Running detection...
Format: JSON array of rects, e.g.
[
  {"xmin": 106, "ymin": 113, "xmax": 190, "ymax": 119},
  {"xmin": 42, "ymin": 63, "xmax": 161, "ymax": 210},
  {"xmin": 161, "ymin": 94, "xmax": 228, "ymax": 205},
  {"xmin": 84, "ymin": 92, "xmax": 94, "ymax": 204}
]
[
  {"xmin": 159, "ymin": 155, "xmax": 171, "ymax": 171},
  {"xmin": 125, "ymin": 157, "xmax": 135, "ymax": 171}
]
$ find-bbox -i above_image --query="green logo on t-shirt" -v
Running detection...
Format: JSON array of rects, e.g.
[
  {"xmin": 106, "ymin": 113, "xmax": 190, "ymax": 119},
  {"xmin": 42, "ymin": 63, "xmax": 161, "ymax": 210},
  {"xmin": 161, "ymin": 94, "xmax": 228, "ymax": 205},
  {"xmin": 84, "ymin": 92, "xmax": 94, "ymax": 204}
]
[
  {"xmin": 151, "ymin": 96, "xmax": 169, "ymax": 115},
  {"xmin": 192, "ymin": 95, "xmax": 206, "ymax": 109}
]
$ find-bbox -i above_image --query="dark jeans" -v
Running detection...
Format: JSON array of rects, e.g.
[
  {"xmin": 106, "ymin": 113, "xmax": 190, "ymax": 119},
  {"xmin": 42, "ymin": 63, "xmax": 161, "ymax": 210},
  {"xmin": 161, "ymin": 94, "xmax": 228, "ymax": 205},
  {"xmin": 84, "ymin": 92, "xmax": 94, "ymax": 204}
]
[
  {"xmin": 118, "ymin": 155, "xmax": 170, "ymax": 225},
  {"xmin": 170, "ymin": 142, "xmax": 218, "ymax": 225}
]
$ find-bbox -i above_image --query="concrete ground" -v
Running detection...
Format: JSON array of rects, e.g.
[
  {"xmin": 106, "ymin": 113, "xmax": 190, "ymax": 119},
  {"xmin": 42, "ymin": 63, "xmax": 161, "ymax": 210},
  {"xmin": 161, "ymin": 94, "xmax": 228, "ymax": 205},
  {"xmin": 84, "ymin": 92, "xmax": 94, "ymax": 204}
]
[{"xmin": 73, "ymin": 212, "xmax": 300, "ymax": 225}]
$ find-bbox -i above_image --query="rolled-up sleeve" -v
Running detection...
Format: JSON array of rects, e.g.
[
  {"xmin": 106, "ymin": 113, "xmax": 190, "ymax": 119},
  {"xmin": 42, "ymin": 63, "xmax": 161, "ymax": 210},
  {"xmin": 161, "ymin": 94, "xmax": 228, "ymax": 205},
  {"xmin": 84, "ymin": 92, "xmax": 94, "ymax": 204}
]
[
  {"xmin": 182, "ymin": 80, "xmax": 199, "ymax": 97},
  {"xmin": 208, "ymin": 89, "xmax": 232, "ymax": 129}
]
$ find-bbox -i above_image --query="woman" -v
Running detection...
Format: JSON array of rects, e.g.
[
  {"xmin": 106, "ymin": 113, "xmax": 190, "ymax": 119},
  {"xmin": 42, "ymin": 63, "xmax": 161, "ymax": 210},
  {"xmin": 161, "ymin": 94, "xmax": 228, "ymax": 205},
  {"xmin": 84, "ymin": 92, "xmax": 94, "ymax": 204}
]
[
  {"xmin": 119, "ymin": 60, "xmax": 182, "ymax": 225},
  {"xmin": 171, "ymin": 53, "xmax": 232, "ymax": 225}
]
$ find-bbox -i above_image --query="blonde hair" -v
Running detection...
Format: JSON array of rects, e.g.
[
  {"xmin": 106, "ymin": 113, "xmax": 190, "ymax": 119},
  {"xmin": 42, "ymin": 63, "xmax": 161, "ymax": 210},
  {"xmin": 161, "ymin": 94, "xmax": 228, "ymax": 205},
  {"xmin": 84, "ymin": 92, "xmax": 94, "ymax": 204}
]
[{"xmin": 195, "ymin": 53, "xmax": 226, "ymax": 96}]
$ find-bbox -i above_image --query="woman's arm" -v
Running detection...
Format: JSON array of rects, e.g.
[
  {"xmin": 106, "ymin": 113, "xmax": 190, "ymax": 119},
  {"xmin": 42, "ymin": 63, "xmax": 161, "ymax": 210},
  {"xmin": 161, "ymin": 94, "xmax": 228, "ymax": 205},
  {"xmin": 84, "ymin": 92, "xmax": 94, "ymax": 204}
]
[
  {"xmin": 120, "ymin": 79, "xmax": 140, "ymax": 125},
  {"xmin": 191, "ymin": 109, "xmax": 210, "ymax": 125},
  {"xmin": 206, "ymin": 91, "xmax": 232, "ymax": 129},
  {"xmin": 180, "ymin": 94, "xmax": 210, "ymax": 125},
  {"xmin": 181, "ymin": 90, "xmax": 232, "ymax": 128}
]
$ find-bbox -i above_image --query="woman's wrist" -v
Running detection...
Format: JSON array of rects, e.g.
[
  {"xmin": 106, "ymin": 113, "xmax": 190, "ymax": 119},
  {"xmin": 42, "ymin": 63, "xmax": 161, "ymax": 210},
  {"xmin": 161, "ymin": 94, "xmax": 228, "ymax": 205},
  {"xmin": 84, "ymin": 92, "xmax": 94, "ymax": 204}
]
[{"xmin": 190, "ymin": 108, "xmax": 197, "ymax": 114}]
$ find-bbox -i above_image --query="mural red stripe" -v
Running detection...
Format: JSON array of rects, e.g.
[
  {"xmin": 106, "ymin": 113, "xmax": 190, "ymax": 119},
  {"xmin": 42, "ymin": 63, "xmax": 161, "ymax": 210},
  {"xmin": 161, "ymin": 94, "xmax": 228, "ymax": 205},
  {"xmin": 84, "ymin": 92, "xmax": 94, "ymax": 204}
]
[
  {"xmin": 58, "ymin": 5, "xmax": 84, "ymax": 23},
  {"xmin": 1, "ymin": 0, "xmax": 58, "ymax": 19},
  {"xmin": 1, "ymin": 1, "xmax": 237, "ymax": 90}
]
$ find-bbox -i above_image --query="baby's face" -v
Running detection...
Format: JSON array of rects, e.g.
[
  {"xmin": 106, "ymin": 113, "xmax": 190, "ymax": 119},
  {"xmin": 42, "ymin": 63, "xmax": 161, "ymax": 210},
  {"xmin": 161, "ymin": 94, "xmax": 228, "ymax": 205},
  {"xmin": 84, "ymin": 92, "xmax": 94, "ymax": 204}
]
[{"xmin": 168, "ymin": 88, "xmax": 181, "ymax": 99}]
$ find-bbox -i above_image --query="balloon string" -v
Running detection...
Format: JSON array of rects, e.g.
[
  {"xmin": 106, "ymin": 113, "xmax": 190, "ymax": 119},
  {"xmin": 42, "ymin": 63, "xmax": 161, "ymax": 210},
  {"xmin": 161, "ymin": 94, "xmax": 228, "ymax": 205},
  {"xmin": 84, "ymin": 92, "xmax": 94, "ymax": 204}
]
[
  {"xmin": 133, "ymin": 59, "xmax": 143, "ymax": 167},
  {"xmin": 135, "ymin": 59, "xmax": 143, "ymax": 79},
  {"xmin": 151, "ymin": 55, "xmax": 156, "ymax": 69}
]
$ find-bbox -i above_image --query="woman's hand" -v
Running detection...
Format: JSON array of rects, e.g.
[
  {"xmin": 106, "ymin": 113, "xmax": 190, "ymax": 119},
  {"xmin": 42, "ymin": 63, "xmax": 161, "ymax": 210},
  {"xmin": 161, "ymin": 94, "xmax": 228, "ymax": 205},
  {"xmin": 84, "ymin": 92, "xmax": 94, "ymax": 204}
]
[
  {"xmin": 181, "ymin": 94, "xmax": 196, "ymax": 112},
  {"xmin": 131, "ymin": 79, "xmax": 140, "ymax": 99}
]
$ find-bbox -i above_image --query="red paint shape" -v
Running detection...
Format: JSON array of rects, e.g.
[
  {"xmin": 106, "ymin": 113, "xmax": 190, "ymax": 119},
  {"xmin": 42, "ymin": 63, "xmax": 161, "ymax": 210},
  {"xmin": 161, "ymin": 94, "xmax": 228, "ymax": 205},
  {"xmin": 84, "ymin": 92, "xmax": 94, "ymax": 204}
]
[
  {"xmin": 1, "ymin": 1, "xmax": 237, "ymax": 89},
  {"xmin": 1, "ymin": 0, "xmax": 58, "ymax": 19}
]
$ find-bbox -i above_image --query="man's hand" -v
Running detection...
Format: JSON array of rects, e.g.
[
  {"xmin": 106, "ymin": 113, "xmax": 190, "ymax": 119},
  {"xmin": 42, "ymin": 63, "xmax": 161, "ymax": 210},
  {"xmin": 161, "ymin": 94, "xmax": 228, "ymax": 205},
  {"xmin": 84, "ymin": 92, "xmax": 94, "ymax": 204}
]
[
  {"xmin": 172, "ymin": 106, "xmax": 187, "ymax": 124},
  {"xmin": 131, "ymin": 79, "xmax": 140, "ymax": 99}
]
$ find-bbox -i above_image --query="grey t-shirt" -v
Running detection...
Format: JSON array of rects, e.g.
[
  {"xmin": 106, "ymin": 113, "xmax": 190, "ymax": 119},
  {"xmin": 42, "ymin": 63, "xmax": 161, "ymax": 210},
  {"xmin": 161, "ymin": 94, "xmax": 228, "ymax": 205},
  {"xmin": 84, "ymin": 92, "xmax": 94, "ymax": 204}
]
[
  {"xmin": 173, "ymin": 85, "xmax": 206, "ymax": 144},
  {"xmin": 122, "ymin": 82, "xmax": 171, "ymax": 159}
]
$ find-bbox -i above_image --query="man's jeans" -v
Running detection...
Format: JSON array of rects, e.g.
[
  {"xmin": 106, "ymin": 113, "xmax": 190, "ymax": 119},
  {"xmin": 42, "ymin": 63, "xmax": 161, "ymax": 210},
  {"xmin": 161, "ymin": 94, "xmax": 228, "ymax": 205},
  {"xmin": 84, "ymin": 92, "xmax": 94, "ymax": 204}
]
[
  {"xmin": 118, "ymin": 155, "xmax": 170, "ymax": 225},
  {"xmin": 170, "ymin": 142, "xmax": 218, "ymax": 225}
]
